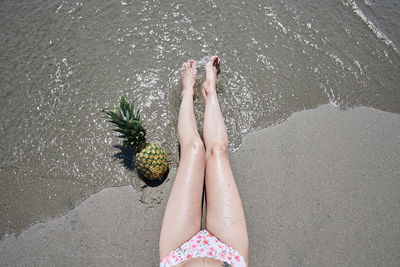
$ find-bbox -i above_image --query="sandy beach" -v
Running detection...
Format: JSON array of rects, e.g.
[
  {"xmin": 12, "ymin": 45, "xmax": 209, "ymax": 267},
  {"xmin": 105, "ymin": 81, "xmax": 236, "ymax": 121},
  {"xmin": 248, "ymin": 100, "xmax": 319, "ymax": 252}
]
[
  {"xmin": 2, "ymin": 0, "xmax": 400, "ymax": 265},
  {"xmin": 1, "ymin": 104, "xmax": 399, "ymax": 266}
]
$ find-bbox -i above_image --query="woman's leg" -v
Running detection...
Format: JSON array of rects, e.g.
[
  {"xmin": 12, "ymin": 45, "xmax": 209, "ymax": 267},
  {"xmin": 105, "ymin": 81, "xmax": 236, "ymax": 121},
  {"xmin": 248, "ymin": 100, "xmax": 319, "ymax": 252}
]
[
  {"xmin": 202, "ymin": 56, "xmax": 249, "ymax": 263},
  {"xmin": 159, "ymin": 61, "xmax": 206, "ymax": 260}
]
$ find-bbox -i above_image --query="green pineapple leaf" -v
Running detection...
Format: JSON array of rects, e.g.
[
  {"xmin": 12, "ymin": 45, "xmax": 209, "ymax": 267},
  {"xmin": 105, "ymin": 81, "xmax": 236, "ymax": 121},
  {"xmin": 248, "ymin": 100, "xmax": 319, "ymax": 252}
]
[{"xmin": 102, "ymin": 96, "xmax": 147, "ymax": 151}]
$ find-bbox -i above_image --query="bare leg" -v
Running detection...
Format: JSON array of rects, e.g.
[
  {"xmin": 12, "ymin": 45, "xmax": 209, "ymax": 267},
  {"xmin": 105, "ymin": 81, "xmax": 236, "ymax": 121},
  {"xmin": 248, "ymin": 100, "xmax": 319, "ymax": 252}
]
[
  {"xmin": 202, "ymin": 56, "xmax": 249, "ymax": 263},
  {"xmin": 159, "ymin": 61, "xmax": 206, "ymax": 260}
]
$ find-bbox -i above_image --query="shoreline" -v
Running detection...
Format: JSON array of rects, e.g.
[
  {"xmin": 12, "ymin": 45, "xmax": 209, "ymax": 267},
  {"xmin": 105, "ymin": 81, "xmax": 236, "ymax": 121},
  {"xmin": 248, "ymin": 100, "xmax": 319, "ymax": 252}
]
[{"xmin": 1, "ymin": 104, "xmax": 399, "ymax": 266}]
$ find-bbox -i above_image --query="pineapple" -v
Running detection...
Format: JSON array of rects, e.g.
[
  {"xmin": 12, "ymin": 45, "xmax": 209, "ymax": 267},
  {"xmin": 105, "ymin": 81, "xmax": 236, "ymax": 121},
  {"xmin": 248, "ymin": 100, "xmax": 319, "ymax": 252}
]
[{"xmin": 102, "ymin": 96, "xmax": 168, "ymax": 180}]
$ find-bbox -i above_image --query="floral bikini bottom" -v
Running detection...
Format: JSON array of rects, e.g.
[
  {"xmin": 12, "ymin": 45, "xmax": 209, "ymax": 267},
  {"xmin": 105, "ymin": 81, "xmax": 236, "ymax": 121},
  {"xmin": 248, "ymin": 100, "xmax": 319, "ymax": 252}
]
[{"xmin": 160, "ymin": 230, "xmax": 246, "ymax": 267}]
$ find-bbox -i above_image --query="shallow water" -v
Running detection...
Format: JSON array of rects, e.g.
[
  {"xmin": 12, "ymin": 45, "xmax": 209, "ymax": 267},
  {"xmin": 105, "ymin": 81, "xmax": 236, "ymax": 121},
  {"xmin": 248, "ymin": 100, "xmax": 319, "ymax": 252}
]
[{"xmin": 1, "ymin": 0, "xmax": 399, "ymax": 237}]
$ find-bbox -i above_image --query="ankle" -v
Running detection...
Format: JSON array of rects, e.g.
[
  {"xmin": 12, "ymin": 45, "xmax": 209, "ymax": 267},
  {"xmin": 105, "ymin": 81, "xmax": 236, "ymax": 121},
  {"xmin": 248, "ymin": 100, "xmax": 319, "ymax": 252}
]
[
  {"xmin": 202, "ymin": 82, "xmax": 216, "ymax": 97},
  {"xmin": 181, "ymin": 88, "xmax": 194, "ymax": 98}
]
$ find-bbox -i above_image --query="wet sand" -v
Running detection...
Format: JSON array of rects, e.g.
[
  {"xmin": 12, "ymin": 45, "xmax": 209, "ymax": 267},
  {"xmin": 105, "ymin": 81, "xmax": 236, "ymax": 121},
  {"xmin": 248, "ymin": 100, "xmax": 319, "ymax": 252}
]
[{"xmin": 1, "ymin": 104, "xmax": 399, "ymax": 266}]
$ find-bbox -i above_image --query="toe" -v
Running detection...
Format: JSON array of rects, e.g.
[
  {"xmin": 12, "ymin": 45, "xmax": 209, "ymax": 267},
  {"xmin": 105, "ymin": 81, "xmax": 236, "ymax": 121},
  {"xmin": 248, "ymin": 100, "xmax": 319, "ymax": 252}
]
[
  {"xmin": 208, "ymin": 56, "xmax": 220, "ymax": 74},
  {"xmin": 207, "ymin": 56, "xmax": 220, "ymax": 69},
  {"xmin": 213, "ymin": 56, "xmax": 220, "ymax": 65},
  {"xmin": 190, "ymin": 60, "xmax": 196, "ymax": 69}
]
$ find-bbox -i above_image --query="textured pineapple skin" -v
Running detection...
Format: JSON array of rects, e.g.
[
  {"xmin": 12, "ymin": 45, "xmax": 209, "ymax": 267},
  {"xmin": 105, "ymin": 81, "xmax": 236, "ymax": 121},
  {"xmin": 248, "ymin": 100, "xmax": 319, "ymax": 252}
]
[{"xmin": 135, "ymin": 142, "xmax": 168, "ymax": 180}]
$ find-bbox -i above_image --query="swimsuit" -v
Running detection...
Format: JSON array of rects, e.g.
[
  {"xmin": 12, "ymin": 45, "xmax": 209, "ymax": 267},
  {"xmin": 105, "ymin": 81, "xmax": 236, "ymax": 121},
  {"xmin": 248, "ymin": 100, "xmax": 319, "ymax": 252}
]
[{"xmin": 160, "ymin": 229, "xmax": 246, "ymax": 267}]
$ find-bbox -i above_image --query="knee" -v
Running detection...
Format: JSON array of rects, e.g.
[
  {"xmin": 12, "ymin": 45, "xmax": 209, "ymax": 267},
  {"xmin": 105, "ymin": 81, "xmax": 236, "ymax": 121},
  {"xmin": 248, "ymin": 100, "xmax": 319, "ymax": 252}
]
[
  {"xmin": 181, "ymin": 138, "xmax": 205, "ymax": 156},
  {"xmin": 206, "ymin": 142, "xmax": 228, "ymax": 159}
]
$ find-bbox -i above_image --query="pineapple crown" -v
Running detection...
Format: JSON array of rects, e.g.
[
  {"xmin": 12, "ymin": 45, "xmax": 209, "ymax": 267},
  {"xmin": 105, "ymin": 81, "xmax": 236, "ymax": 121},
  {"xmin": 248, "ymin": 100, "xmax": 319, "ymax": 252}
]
[{"xmin": 102, "ymin": 96, "xmax": 147, "ymax": 151}]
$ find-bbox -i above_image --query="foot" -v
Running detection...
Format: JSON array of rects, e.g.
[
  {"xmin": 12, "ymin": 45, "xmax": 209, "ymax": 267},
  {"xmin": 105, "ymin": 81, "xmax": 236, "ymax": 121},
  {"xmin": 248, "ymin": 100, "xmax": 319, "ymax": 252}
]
[
  {"xmin": 202, "ymin": 56, "xmax": 221, "ymax": 97},
  {"xmin": 181, "ymin": 60, "xmax": 197, "ymax": 98}
]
